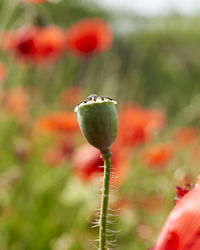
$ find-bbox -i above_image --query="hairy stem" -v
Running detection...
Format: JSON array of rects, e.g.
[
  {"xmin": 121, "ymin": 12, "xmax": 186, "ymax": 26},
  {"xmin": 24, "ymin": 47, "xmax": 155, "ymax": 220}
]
[{"xmin": 99, "ymin": 148, "xmax": 112, "ymax": 250}]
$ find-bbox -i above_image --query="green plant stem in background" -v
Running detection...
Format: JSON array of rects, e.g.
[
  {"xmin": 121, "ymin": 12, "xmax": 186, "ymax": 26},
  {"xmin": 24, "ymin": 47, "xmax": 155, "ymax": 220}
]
[{"xmin": 99, "ymin": 148, "xmax": 112, "ymax": 250}]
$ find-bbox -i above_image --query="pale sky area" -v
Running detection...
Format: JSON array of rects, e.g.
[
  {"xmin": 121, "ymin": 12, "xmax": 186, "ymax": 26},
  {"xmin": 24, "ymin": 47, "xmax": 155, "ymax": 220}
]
[{"xmin": 96, "ymin": 0, "xmax": 200, "ymax": 16}]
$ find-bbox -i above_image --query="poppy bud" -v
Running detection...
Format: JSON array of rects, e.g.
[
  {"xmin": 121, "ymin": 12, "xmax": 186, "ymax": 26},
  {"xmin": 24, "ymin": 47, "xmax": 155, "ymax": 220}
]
[{"xmin": 74, "ymin": 94, "xmax": 118, "ymax": 152}]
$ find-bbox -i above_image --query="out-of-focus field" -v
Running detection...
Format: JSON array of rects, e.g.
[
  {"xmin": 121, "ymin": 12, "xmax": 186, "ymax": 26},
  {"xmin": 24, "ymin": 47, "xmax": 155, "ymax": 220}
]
[{"xmin": 1, "ymin": 1, "xmax": 200, "ymax": 249}]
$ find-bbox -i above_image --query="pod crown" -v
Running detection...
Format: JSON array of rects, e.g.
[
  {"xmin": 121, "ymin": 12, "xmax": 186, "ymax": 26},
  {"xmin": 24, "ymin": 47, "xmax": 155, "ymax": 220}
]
[{"xmin": 74, "ymin": 94, "xmax": 117, "ymax": 112}]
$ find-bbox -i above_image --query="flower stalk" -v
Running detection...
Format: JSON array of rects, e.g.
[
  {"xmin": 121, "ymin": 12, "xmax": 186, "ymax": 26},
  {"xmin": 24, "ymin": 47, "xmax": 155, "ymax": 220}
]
[
  {"xmin": 74, "ymin": 94, "xmax": 118, "ymax": 250},
  {"xmin": 99, "ymin": 149, "xmax": 112, "ymax": 250}
]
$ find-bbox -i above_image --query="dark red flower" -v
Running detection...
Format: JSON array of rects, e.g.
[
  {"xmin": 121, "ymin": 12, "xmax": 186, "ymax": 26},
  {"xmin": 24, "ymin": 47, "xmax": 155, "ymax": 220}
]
[
  {"xmin": 65, "ymin": 18, "xmax": 112, "ymax": 58},
  {"xmin": 2, "ymin": 27, "xmax": 38, "ymax": 61},
  {"xmin": 153, "ymin": 180, "xmax": 200, "ymax": 250},
  {"xmin": 2, "ymin": 26, "xmax": 65, "ymax": 65},
  {"xmin": 174, "ymin": 186, "xmax": 190, "ymax": 206}
]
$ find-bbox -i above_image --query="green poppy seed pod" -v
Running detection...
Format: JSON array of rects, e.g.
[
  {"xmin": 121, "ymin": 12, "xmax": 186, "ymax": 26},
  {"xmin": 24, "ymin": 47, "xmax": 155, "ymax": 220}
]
[{"xmin": 74, "ymin": 94, "xmax": 118, "ymax": 151}]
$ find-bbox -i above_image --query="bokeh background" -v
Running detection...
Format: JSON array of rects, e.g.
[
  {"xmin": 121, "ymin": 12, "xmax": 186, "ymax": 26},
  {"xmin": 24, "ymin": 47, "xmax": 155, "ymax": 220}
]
[{"xmin": 1, "ymin": 0, "xmax": 200, "ymax": 249}]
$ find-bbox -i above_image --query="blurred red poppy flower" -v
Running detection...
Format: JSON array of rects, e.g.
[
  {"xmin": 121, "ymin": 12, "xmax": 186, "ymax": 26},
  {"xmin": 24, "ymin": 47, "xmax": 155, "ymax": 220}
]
[
  {"xmin": 23, "ymin": 0, "xmax": 48, "ymax": 4},
  {"xmin": 141, "ymin": 143, "xmax": 174, "ymax": 169},
  {"xmin": 72, "ymin": 144, "xmax": 103, "ymax": 179},
  {"xmin": 0, "ymin": 61, "xmax": 7, "ymax": 84},
  {"xmin": 60, "ymin": 85, "xmax": 82, "ymax": 108},
  {"xmin": 72, "ymin": 143, "xmax": 131, "ymax": 186},
  {"xmin": 35, "ymin": 112, "xmax": 79, "ymax": 133},
  {"xmin": 2, "ymin": 25, "xmax": 65, "ymax": 65},
  {"xmin": 2, "ymin": 87, "xmax": 29, "ymax": 119},
  {"xmin": 153, "ymin": 181, "xmax": 200, "ymax": 250},
  {"xmin": 117, "ymin": 103, "xmax": 166, "ymax": 148},
  {"xmin": 23, "ymin": 0, "xmax": 47, "ymax": 3},
  {"xmin": 65, "ymin": 18, "xmax": 112, "ymax": 58},
  {"xmin": 1, "ymin": 29, "xmax": 33, "ymax": 51},
  {"xmin": 173, "ymin": 127, "xmax": 198, "ymax": 146}
]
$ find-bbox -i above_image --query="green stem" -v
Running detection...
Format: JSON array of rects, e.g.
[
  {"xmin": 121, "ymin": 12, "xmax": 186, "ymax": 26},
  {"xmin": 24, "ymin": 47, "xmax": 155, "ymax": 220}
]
[{"xmin": 99, "ymin": 148, "xmax": 112, "ymax": 250}]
